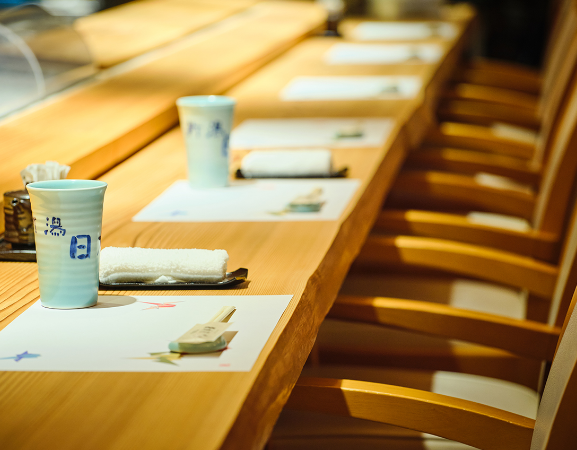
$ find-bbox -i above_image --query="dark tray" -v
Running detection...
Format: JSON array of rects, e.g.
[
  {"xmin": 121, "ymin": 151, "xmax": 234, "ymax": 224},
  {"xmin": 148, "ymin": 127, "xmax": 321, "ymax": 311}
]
[
  {"xmin": 235, "ymin": 167, "xmax": 348, "ymax": 179},
  {"xmin": 0, "ymin": 235, "xmax": 36, "ymax": 262},
  {"xmin": 99, "ymin": 268, "xmax": 248, "ymax": 290}
]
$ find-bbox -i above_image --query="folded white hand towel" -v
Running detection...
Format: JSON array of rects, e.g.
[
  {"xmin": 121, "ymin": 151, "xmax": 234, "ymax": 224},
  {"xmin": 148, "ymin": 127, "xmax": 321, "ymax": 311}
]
[
  {"xmin": 99, "ymin": 247, "xmax": 229, "ymax": 284},
  {"xmin": 240, "ymin": 149, "xmax": 333, "ymax": 177},
  {"xmin": 20, "ymin": 160, "xmax": 70, "ymax": 186}
]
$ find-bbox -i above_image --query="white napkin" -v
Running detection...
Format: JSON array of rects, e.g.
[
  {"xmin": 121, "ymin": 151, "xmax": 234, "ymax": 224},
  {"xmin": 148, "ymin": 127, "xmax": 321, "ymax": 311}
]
[
  {"xmin": 20, "ymin": 161, "xmax": 70, "ymax": 186},
  {"xmin": 353, "ymin": 22, "xmax": 458, "ymax": 41},
  {"xmin": 240, "ymin": 149, "xmax": 333, "ymax": 177},
  {"xmin": 99, "ymin": 247, "xmax": 229, "ymax": 284}
]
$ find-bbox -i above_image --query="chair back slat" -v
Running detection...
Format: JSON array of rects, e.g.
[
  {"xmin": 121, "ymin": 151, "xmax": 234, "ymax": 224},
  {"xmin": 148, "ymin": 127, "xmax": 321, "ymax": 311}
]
[
  {"xmin": 540, "ymin": 0, "xmax": 577, "ymax": 115},
  {"xmin": 547, "ymin": 199, "xmax": 577, "ymax": 326},
  {"xmin": 532, "ymin": 289, "xmax": 577, "ymax": 449},
  {"xmin": 537, "ymin": 30, "xmax": 577, "ymax": 164},
  {"xmin": 533, "ymin": 66, "xmax": 577, "ymax": 237},
  {"xmin": 541, "ymin": 0, "xmax": 575, "ymax": 69}
]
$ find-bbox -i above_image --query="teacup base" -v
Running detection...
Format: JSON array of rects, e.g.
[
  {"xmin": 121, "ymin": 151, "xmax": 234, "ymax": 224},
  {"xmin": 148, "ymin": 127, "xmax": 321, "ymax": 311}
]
[{"xmin": 40, "ymin": 299, "xmax": 98, "ymax": 309}]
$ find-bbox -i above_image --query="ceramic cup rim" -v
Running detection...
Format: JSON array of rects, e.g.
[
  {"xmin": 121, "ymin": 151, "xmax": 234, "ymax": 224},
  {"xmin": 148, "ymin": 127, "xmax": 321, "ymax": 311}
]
[
  {"xmin": 27, "ymin": 179, "xmax": 108, "ymax": 192},
  {"xmin": 176, "ymin": 95, "xmax": 236, "ymax": 108}
]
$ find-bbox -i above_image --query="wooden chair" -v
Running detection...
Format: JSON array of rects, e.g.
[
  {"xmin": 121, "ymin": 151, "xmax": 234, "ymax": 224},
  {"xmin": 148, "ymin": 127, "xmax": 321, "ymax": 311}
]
[
  {"xmin": 268, "ymin": 220, "xmax": 577, "ymax": 446},
  {"xmin": 450, "ymin": 0, "xmax": 571, "ymax": 93},
  {"xmin": 438, "ymin": 0, "xmax": 577, "ymax": 129},
  {"xmin": 268, "ymin": 266, "xmax": 577, "ymax": 450},
  {"xmin": 410, "ymin": 52, "xmax": 577, "ymax": 187},
  {"xmin": 410, "ymin": 1, "xmax": 577, "ymax": 186},
  {"xmin": 420, "ymin": 22, "xmax": 577, "ymax": 180},
  {"xmin": 309, "ymin": 194, "xmax": 577, "ymax": 390},
  {"xmin": 298, "ymin": 175, "xmax": 577, "ymax": 392},
  {"xmin": 374, "ymin": 58, "xmax": 577, "ymax": 264}
]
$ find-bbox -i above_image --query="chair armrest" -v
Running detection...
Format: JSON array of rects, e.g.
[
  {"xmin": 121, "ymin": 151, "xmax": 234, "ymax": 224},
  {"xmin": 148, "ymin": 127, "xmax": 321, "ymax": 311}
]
[
  {"xmin": 407, "ymin": 147, "xmax": 541, "ymax": 185},
  {"xmin": 390, "ymin": 171, "xmax": 536, "ymax": 220},
  {"xmin": 376, "ymin": 209, "xmax": 558, "ymax": 261},
  {"xmin": 443, "ymin": 84, "xmax": 539, "ymax": 111},
  {"xmin": 354, "ymin": 235, "xmax": 558, "ymax": 298},
  {"xmin": 437, "ymin": 99, "xmax": 541, "ymax": 129},
  {"xmin": 288, "ymin": 377, "xmax": 535, "ymax": 450},
  {"xmin": 454, "ymin": 58, "xmax": 542, "ymax": 94},
  {"xmin": 426, "ymin": 122, "xmax": 536, "ymax": 159},
  {"xmin": 329, "ymin": 295, "xmax": 561, "ymax": 360}
]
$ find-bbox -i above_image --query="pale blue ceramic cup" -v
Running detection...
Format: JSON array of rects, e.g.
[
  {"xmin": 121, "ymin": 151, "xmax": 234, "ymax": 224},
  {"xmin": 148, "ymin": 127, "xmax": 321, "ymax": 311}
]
[
  {"xmin": 27, "ymin": 180, "xmax": 107, "ymax": 309},
  {"xmin": 176, "ymin": 95, "xmax": 236, "ymax": 188}
]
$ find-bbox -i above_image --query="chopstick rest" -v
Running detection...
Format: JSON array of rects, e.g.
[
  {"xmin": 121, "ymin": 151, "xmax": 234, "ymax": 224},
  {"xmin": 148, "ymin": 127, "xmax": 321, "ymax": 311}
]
[
  {"xmin": 169, "ymin": 306, "xmax": 236, "ymax": 354},
  {"xmin": 99, "ymin": 247, "xmax": 229, "ymax": 284},
  {"xmin": 239, "ymin": 149, "xmax": 333, "ymax": 178},
  {"xmin": 335, "ymin": 123, "xmax": 364, "ymax": 139},
  {"xmin": 288, "ymin": 187, "xmax": 324, "ymax": 212},
  {"xmin": 269, "ymin": 188, "xmax": 324, "ymax": 216}
]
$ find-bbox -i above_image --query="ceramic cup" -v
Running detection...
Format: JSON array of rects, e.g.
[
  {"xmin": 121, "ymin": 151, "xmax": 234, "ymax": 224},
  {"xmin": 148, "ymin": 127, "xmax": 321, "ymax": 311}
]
[
  {"xmin": 176, "ymin": 95, "xmax": 236, "ymax": 188},
  {"xmin": 27, "ymin": 180, "xmax": 107, "ymax": 309}
]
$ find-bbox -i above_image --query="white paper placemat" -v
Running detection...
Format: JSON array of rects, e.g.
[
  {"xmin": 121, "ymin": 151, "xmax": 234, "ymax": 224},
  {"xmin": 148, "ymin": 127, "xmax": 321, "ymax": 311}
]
[
  {"xmin": 132, "ymin": 179, "xmax": 361, "ymax": 223},
  {"xmin": 0, "ymin": 295, "xmax": 292, "ymax": 372},
  {"xmin": 230, "ymin": 118, "xmax": 395, "ymax": 149},
  {"xmin": 280, "ymin": 76, "xmax": 422, "ymax": 101},
  {"xmin": 353, "ymin": 21, "xmax": 458, "ymax": 41},
  {"xmin": 324, "ymin": 43, "xmax": 444, "ymax": 65}
]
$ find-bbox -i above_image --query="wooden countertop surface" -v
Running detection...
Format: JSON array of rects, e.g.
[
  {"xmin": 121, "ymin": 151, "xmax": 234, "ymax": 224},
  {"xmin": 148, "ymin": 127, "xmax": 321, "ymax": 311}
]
[
  {"xmin": 76, "ymin": 0, "xmax": 260, "ymax": 68},
  {"xmin": 0, "ymin": 1, "xmax": 326, "ymax": 233}
]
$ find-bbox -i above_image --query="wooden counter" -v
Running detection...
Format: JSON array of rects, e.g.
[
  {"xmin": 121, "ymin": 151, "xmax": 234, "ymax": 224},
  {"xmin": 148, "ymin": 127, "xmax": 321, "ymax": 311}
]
[
  {"xmin": 0, "ymin": 1, "xmax": 326, "ymax": 233},
  {"xmin": 76, "ymin": 0, "xmax": 260, "ymax": 68},
  {"xmin": 0, "ymin": 9, "xmax": 474, "ymax": 450}
]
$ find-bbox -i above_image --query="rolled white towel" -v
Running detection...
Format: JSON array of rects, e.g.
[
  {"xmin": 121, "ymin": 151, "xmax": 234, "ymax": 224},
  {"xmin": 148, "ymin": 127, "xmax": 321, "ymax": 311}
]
[
  {"xmin": 99, "ymin": 247, "xmax": 229, "ymax": 284},
  {"xmin": 240, "ymin": 149, "xmax": 333, "ymax": 178}
]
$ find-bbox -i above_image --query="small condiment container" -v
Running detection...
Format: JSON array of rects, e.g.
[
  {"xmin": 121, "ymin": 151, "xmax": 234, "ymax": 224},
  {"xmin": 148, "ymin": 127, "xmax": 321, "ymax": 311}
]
[{"xmin": 3, "ymin": 190, "xmax": 34, "ymax": 245}]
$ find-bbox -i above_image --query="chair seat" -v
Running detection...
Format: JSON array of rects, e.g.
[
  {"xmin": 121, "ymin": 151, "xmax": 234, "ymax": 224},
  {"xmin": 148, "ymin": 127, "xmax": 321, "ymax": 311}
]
[
  {"xmin": 465, "ymin": 212, "xmax": 531, "ymax": 232},
  {"xmin": 269, "ymin": 435, "xmax": 477, "ymax": 450},
  {"xmin": 279, "ymin": 277, "xmax": 536, "ymax": 449},
  {"xmin": 489, "ymin": 122, "xmax": 539, "ymax": 146},
  {"xmin": 315, "ymin": 275, "xmax": 534, "ymax": 384},
  {"xmin": 339, "ymin": 274, "xmax": 528, "ymax": 318},
  {"xmin": 270, "ymin": 367, "xmax": 539, "ymax": 450},
  {"xmin": 472, "ymin": 172, "xmax": 534, "ymax": 195}
]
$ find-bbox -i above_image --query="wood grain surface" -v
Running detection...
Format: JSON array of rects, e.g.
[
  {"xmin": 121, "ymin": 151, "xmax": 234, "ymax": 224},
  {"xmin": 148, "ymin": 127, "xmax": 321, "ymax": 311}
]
[
  {"xmin": 288, "ymin": 377, "xmax": 535, "ymax": 450},
  {"xmin": 329, "ymin": 295, "xmax": 561, "ymax": 360},
  {"xmin": 0, "ymin": 1, "xmax": 326, "ymax": 234},
  {"xmin": 76, "ymin": 0, "xmax": 260, "ymax": 67},
  {"xmin": 0, "ymin": 9, "xmax": 474, "ymax": 450}
]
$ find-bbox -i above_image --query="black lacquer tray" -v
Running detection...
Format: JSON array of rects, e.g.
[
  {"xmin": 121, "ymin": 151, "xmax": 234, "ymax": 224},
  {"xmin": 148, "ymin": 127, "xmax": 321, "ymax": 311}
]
[
  {"xmin": 0, "ymin": 235, "xmax": 36, "ymax": 262},
  {"xmin": 235, "ymin": 167, "xmax": 348, "ymax": 179},
  {"xmin": 99, "ymin": 268, "xmax": 248, "ymax": 290}
]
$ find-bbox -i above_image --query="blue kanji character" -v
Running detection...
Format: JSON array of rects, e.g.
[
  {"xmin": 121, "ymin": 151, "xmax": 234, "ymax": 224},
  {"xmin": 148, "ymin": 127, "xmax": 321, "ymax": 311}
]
[
  {"xmin": 207, "ymin": 121, "xmax": 229, "ymax": 157},
  {"xmin": 221, "ymin": 132, "xmax": 230, "ymax": 158},
  {"xmin": 70, "ymin": 235, "xmax": 91, "ymax": 260},
  {"xmin": 207, "ymin": 120, "xmax": 224, "ymax": 138},
  {"xmin": 187, "ymin": 122, "xmax": 201, "ymax": 136},
  {"xmin": 45, "ymin": 217, "xmax": 66, "ymax": 236}
]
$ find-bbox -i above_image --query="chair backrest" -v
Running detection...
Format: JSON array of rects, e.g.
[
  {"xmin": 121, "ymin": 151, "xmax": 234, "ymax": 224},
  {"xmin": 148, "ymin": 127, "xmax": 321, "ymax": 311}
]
[
  {"xmin": 534, "ymin": 2, "xmax": 577, "ymax": 165},
  {"xmin": 546, "ymin": 197, "xmax": 577, "ymax": 326},
  {"xmin": 540, "ymin": 0, "xmax": 577, "ymax": 102},
  {"xmin": 541, "ymin": 0, "xmax": 575, "ymax": 69},
  {"xmin": 532, "ymin": 65, "xmax": 577, "ymax": 240},
  {"xmin": 531, "ymin": 288, "xmax": 577, "ymax": 449}
]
